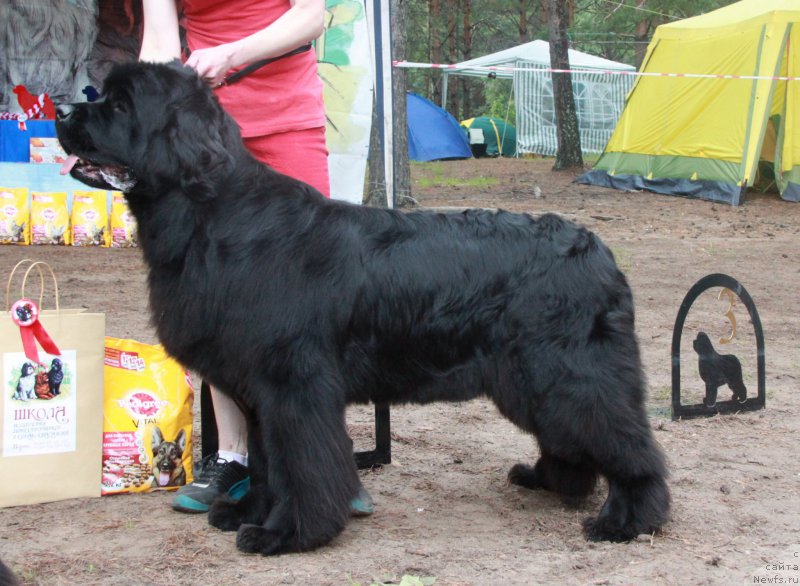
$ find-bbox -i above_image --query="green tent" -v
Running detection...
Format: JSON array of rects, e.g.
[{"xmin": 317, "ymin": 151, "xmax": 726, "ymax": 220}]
[{"xmin": 461, "ymin": 116, "xmax": 517, "ymax": 157}]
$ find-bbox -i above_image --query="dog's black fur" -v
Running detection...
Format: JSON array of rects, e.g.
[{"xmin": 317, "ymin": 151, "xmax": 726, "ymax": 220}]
[
  {"xmin": 56, "ymin": 61, "xmax": 670, "ymax": 554},
  {"xmin": 693, "ymin": 331, "xmax": 747, "ymax": 406}
]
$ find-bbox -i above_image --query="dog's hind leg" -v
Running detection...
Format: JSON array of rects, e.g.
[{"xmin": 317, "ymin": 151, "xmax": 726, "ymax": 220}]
[
  {"xmin": 508, "ymin": 451, "xmax": 597, "ymax": 504},
  {"xmin": 234, "ymin": 378, "xmax": 359, "ymax": 555},
  {"xmin": 502, "ymin": 373, "xmax": 669, "ymax": 541},
  {"xmin": 725, "ymin": 358, "xmax": 748, "ymax": 403},
  {"xmin": 581, "ymin": 420, "xmax": 670, "ymax": 542}
]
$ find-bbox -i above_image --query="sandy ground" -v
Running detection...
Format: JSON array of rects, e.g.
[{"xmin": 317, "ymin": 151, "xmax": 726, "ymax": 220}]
[{"xmin": 0, "ymin": 157, "xmax": 798, "ymax": 586}]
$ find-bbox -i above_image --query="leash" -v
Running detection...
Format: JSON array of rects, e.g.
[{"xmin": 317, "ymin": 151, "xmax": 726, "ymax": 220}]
[{"xmin": 220, "ymin": 43, "xmax": 312, "ymax": 86}]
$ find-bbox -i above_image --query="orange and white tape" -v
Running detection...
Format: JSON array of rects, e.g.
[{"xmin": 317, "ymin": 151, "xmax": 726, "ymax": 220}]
[{"xmin": 392, "ymin": 60, "xmax": 800, "ymax": 82}]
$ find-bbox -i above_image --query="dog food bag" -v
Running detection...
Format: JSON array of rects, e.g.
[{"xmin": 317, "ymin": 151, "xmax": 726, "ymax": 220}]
[
  {"xmin": 71, "ymin": 190, "xmax": 110, "ymax": 247},
  {"xmin": 102, "ymin": 337, "xmax": 194, "ymax": 495},
  {"xmin": 0, "ymin": 187, "xmax": 30, "ymax": 245},
  {"xmin": 109, "ymin": 192, "xmax": 138, "ymax": 247},
  {"xmin": 30, "ymin": 191, "xmax": 71, "ymax": 245}
]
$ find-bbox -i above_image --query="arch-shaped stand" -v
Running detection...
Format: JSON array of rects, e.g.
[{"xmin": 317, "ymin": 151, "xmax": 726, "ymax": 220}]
[{"xmin": 671, "ymin": 273, "xmax": 765, "ymax": 420}]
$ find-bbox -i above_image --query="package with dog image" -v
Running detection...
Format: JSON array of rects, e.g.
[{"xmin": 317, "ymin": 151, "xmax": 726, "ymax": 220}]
[
  {"xmin": 102, "ymin": 337, "xmax": 193, "ymax": 495},
  {"xmin": 109, "ymin": 192, "xmax": 137, "ymax": 248},
  {"xmin": 0, "ymin": 187, "xmax": 30, "ymax": 245},
  {"xmin": 30, "ymin": 191, "xmax": 70, "ymax": 245},
  {"xmin": 0, "ymin": 260, "xmax": 105, "ymax": 507},
  {"xmin": 71, "ymin": 190, "xmax": 110, "ymax": 247}
]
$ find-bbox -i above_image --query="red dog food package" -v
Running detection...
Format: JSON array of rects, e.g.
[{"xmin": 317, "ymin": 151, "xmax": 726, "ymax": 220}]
[
  {"xmin": 0, "ymin": 187, "xmax": 30, "ymax": 245},
  {"xmin": 71, "ymin": 190, "xmax": 110, "ymax": 247},
  {"xmin": 109, "ymin": 192, "xmax": 138, "ymax": 247},
  {"xmin": 102, "ymin": 337, "xmax": 193, "ymax": 495},
  {"xmin": 30, "ymin": 191, "xmax": 70, "ymax": 245}
]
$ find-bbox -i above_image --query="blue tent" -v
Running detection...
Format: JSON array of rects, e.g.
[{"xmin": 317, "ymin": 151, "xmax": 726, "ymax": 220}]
[{"xmin": 406, "ymin": 92, "xmax": 472, "ymax": 162}]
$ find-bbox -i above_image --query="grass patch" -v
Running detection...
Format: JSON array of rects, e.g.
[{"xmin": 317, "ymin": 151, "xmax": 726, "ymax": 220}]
[
  {"xmin": 610, "ymin": 246, "xmax": 633, "ymax": 271},
  {"xmin": 417, "ymin": 175, "xmax": 499, "ymax": 189},
  {"xmin": 412, "ymin": 161, "xmax": 499, "ymax": 190}
]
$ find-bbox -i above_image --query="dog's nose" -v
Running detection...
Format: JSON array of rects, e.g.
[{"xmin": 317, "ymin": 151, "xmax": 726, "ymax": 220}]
[{"xmin": 55, "ymin": 104, "xmax": 74, "ymax": 121}]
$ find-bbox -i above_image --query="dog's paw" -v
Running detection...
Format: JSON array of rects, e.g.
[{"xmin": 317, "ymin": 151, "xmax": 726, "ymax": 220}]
[
  {"xmin": 208, "ymin": 498, "xmax": 245, "ymax": 532},
  {"xmin": 582, "ymin": 516, "xmax": 635, "ymax": 543},
  {"xmin": 236, "ymin": 524, "xmax": 290, "ymax": 555},
  {"xmin": 507, "ymin": 463, "xmax": 545, "ymax": 490}
]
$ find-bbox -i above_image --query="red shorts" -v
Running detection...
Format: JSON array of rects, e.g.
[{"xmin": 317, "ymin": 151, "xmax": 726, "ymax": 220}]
[{"xmin": 243, "ymin": 126, "xmax": 330, "ymax": 198}]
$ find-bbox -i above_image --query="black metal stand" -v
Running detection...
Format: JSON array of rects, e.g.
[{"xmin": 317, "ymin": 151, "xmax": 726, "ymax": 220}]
[
  {"xmin": 200, "ymin": 381, "xmax": 391, "ymax": 469},
  {"xmin": 671, "ymin": 273, "xmax": 765, "ymax": 420},
  {"xmin": 354, "ymin": 404, "xmax": 392, "ymax": 468}
]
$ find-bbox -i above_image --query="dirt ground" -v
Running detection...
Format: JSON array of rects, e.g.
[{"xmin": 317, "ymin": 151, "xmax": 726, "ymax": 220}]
[{"xmin": 1, "ymin": 157, "xmax": 799, "ymax": 586}]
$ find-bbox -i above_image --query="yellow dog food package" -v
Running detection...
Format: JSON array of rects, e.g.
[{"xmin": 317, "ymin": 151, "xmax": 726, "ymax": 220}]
[
  {"xmin": 71, "ymin": 190, "xmax": 110, "ymax": 247},
  {"xmin": 30, "ymin": 191, "xmax": 71, "ymax": 245},
  {"xmin": 109, "ymin": 192, "xmax": 138, "ymax": 247},
  {"xmin": 102, "ymin": 337, "xmax": 194, "ymax": 495},
  {"xmin": 0, "ymin": 187, "xmax": 30, "ymax": 245}
]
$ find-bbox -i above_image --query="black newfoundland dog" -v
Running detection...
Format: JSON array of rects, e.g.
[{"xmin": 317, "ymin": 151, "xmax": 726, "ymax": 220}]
[{"xmin": 56, "ymin": 62, "xmax": 670, "ymax": 554}]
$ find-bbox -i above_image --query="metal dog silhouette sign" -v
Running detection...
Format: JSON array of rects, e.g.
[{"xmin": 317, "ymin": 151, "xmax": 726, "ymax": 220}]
[{"xmin": 671, "ymin": 274, "xmax": 765, "ymax": 420}]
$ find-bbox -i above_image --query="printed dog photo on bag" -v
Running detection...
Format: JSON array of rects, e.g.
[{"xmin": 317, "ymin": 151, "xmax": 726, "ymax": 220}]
[
  {"xmin": 34, "ymin": 365, "xmax": 52, "ymax": 400},
  {"xmin": 150, "ymin": 426, "xmax": 187, "ymax": 488},
  {"xmin": 3, "ymin": 351, "xmax": 78, "ymax": 458},
  {"xmin": 10, "ymin": 362, "xmax": 36, "ymax": 401},
  {"xmin": 6, "ymin": 356, "xmax": 72, "ymax": 402}
]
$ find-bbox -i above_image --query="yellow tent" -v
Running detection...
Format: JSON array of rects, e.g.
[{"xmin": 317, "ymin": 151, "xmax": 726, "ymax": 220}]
[{"xmin": 578, "ymin": 0, "xmax": 800, "ymax": 205}]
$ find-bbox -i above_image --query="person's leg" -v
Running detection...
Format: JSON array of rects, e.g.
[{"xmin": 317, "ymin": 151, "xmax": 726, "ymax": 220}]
[
  {"xmin": 172, "ymin": 387, "xmax": 250, "ymax": 513},
  {"xmin": 211, "ymin": 387, "xmax": 248, "ymax": 460}
]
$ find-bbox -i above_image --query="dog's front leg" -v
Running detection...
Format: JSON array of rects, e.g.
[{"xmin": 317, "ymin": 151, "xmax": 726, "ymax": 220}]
[
  {"xmin": 208, "ymin": 410, "xmax": 271, "ymax": 531},
  {"xmin": 234, "ymin": 379, "xmax": 360, "ymax": 555}
]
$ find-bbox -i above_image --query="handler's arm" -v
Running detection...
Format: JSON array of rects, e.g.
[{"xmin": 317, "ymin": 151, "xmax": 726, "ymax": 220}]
[
  {"xmin": 139, "ymin": 0, "xmax": 182, "ymax": 62},
  {"xmin": 185, "ymin": 0, "xmax": 325, "ymax": 86}
]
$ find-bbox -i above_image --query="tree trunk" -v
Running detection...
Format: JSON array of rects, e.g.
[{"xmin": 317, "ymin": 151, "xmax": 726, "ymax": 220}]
[
  {"xmin": 461, "ymin": 0, "xmax": 472, "ymax": 116},
  {"xmin": 392, "ymin": 0, "xmax": 411, "ymax": 207},
  {"xmin": 548, "ymin": 0, "xmax": 583, "ymax": 170},
  {"xmin": 634, "ymin": 0, "xmax": 649, "ymax": 68},
  {"xmin": 429, "ymin": 0, "xmax": 442, "ymax": 103},
  {"xmin": 519, "ymin": 0, "xmax": 529, "ymax": 43},
  {"xmin": 446, "ymin": 0, "xmax": 458, "ymax": 118},
  {"xmin": 365, "ymin": 0, "xmax": 410, "ymax": 208},
  {"xmin": 365, "ymin": 104, "xmax": 385, "ymax": 207}
]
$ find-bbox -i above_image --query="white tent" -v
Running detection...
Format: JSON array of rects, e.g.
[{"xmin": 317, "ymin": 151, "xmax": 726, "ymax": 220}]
[{"xmin": 442, "ymin": 40, "xmax": 635, "ymax": 156}]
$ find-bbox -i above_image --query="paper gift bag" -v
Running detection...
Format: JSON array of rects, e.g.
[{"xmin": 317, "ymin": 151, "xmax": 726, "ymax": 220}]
[{"xmin": 0, "ymin": 260, "xmax": 105, "ymax": 507}]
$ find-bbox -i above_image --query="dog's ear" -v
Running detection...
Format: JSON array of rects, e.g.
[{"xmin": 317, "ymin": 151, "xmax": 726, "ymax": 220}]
[
  {"xmin": 151, "ymin": 426, "xmax": 165, "ymax": 453},
  {"xmin": 168, "ymin": 95, "xmax": 236, "ymax": 202},
  {"xmin": 174, "ymin": 428, "xmax": 186, "ymax": 456}
]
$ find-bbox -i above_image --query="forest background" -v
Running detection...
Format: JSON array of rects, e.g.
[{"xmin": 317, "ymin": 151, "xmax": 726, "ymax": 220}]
[{"xmin": 408, "ymin": 0, "xmax": 731, "ymax": 124}]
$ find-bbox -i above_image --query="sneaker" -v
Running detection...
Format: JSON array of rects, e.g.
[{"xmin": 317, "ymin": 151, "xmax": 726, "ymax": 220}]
[
  {"xmin": 171, "ymin": 453, "xmax": 250, "ymax": 514},
  {"xmin": 350, "ymin": 485, "xmax": 374, "ymax": 517}
]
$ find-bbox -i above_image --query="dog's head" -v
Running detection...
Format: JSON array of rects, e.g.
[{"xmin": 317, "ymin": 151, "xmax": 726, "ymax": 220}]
[
  {"xmin": 20, "ymin": 363, "xmax": 34, "ymax": 377},
  {"xmin": 693, "ymin": 331, "xmax": 712, "ymax": 353},
  {"xmin": 50, "ymin": 358, "xmax": 62, "ymax": 372},
  {"xmin": 55, "ymin": 61, "xmax": 238, "ymax": 199},
  {"xmin": 14, "ymin": 303, "xmax": 33, "ymax": 324},
  {"xmin": 151, "ymin": 426, "xmax": 187, "ymax": 487}
]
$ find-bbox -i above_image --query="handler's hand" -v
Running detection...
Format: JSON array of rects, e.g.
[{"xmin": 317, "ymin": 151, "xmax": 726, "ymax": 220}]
[{"xmin": 185, "ymin": 44, "xmax": 237, "ymax": 87}]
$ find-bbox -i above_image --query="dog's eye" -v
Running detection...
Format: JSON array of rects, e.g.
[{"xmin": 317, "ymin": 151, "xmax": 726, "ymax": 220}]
[
  {"xmin": 113, "ymin": 99, "xmax": 129, "ymax": 114},
  {"xmin": 107, "ymin": 92, "xmax": 130, "ymax": 114}
]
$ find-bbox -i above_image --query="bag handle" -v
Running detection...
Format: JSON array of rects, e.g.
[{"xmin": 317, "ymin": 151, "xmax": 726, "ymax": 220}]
[{"xmin": 5, "ymin": 259, "xmax": 61, "ymax": 313}]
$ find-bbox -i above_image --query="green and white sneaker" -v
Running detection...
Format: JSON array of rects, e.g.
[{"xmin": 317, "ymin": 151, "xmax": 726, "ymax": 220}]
[
  {"xmin": 171, "ymin": 453, "xmax": 250, "ymax": 514},
  {"xmin": 172, "ymin": 453, "xmax": 374, "ymax": 517}
]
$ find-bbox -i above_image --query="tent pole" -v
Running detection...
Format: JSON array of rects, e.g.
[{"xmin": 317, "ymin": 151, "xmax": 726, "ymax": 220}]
[
  {"xmin": 379, "ymin": 0, "xmax": 394, "ymax": 209},
  {"xmin": 442, "ymin": 73, "xmax": 449, "ymax": 110}
]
